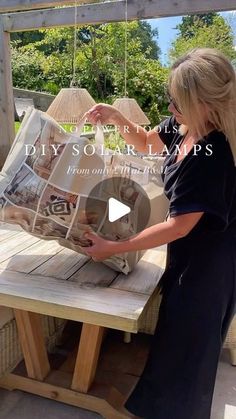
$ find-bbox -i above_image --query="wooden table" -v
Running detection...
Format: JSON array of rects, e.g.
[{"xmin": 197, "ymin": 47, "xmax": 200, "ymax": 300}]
[{"xmin": 0, "ymin": 223, "xmax": 166, "ymax": 418}]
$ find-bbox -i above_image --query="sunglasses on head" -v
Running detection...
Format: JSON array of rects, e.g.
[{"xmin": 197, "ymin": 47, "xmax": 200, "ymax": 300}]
[{"xmin": 166, "ymin": 90, "xmax": 182, "ymax": 114}]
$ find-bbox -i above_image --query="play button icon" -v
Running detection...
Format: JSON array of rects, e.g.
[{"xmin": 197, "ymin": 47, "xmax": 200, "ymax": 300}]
[
  {"xmin": 84, "ymin": 176, "xmax": 151, "ymax": 242},
  {"xmin": 108, "ymin": 198, "xmax": 131, "ymax": 222}
]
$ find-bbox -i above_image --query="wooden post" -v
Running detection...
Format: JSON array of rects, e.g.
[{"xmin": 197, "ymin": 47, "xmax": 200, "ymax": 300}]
[
  {"xmin": 14, "ymin": 310, "xmax": 50, "ymax": 380},
  {"xmin": 71, "ymin": 323, "xmax": 105, "ymax": 393},
  {"xmin": 0, "ymin": 17, "xmax": 15, "ymax": 169},
  {"xmin": 0, "ymin": 1, "xmax": 99, "ymax": 13},
  {"xmin": 2, "ymin": 1, "xmax": 236, "ymax": 33}
]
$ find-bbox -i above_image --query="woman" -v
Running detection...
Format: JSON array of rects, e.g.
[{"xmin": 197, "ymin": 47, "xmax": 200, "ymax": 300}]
[{"xmin": 84, "ymin": 48, "xmax": 236, "ymax": 419}]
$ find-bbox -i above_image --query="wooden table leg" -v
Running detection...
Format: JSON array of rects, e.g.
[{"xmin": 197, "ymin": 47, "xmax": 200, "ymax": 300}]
[
  {"xmin": 71, "ymin": 323, "xmax": 105, "ymax": 393},
  {"xmin": 0, "ymin": 316, "xmax": 132, "ymax": 418},
  {"xmin": 14, "ymin": 309, "xmax": 50, "ymax": 380}
]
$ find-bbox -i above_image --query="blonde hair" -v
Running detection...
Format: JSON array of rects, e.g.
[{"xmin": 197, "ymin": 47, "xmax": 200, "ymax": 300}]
[{"xmin": 169, "ymin": 48, "xmax": 236, "ymax": 166}]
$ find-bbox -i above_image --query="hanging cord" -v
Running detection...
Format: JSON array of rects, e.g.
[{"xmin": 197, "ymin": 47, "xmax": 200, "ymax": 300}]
[
  {"xmin": 71, "ymin": 0, "xmax": 78, "ymax": 87},
  {"xmin": 124, "ymin": 0, "xmax": 128, "ymax": 97}
]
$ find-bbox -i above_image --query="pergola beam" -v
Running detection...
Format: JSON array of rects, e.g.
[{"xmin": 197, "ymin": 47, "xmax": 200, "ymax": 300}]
[
  {"xmin": 0, "ymin": 1, "xmax": 100, "ymax": 13},
  {"xmin": 0, "ymin": 18, "xmax": 15, "ymax": 168},
  {"xmin": 2, "ymin": 0, "xmax": 236, "ymax": 33}
]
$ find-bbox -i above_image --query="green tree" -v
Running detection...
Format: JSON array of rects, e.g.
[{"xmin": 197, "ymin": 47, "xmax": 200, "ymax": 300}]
[
  {"xmin": 11, "ymin": 31, "xmax": 44, "ymax": 46},
  {"xmin": 11, "ymin": 47, "xmax": 47, "ymax": 91},
  {"xmin": 175, "ymin": 13, "xmax": 217, "ymax": 39},
  {"xmin": 130, "ymin": 21, "xmax": 160, "ymax": 59},
  {"xmin": 169, "ymin": 14, "xmax": 236, "ymax": 63},
  {"xmin": 11, "ymin": 21, "xmax": 168, "ymax": 125}
]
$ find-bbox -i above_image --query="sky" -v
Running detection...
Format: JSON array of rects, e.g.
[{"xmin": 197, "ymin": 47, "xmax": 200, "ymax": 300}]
[{"xmin": 148, "ymin": 11, "xmax": 236, "ymax": 65}]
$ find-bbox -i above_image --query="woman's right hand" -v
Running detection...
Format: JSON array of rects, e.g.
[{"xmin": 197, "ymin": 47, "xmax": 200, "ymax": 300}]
[
  {"xmin": 84, "ymin": 102, "xmax": 149, "ymax": 153},
  {"xmin": 84, "ymin": 103, "xmax": 121, "ymax": 126}
]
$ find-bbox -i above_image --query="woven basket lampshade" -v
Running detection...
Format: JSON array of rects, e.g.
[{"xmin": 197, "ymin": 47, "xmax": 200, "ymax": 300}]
[
  {"xmin": 46, "ymin": 88, "xmax": 96, "ymax": 124},
  {"xmin": 113, "ymin": 98, "xmax": 150, "ymax": 125}
]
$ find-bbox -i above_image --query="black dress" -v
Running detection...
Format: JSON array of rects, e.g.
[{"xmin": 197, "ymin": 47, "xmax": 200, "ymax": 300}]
[{"xmin": 125, "ymin": 116, "xmax": 236, "ymax": 419}]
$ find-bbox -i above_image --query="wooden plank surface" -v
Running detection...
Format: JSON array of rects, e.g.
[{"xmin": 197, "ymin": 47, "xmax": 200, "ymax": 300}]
[
  {"xmin": 0, "ymin": 228, "xmax": 21, "ymax": 243},
  {"xmin": 0, "ymin": 239, "xmax": 63, "ymax": 273},
  {"xmin": 0, "ymin": 0, "xmax": 100, "ymax": 13},
  {"xmin": 0, "ymin": 269, "xmax": 147, "ymax": 331},
  {"xmin": 0, "ymin": 222, "xmax": 167, "ymax": 415},
  {"xmin": 0, "ymin": 231, "xmax": 41, "ymax": 263},
  {"xmin": 69, "ymin": 259, "xmax": 118, "ymax": 286},
  {"xmin": 2, "ymin": 0, "xmax": 236, "ymax": 32},
  {"xmin": 0, "ymin": 225, "xmax": 166, "ymax": 331},
  {"xmin": 29, "ymin": 246, "xmax": 89, "ymax": 279},
  {"xmin": 111, "ymin": 246, "xmax": 166, "ymax": 294}
]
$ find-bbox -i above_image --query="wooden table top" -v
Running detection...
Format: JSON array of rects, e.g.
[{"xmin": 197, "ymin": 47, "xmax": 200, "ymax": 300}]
[{"xmin": 0, "ymin": 223, "xmax": 167, "ymax": 332}]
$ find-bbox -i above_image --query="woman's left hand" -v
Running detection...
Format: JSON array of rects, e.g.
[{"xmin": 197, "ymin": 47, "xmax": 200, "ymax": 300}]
[{"xmin": 82, "ymin": 232, "xmax": 119, "ymax": 261}]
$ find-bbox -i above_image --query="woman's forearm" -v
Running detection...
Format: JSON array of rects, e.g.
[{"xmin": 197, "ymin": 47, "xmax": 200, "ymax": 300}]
[
  {"xmin": 113, "ymin": 221, "xmax": 183, "ymax": 253},
  {"xmin": 112, "ymin": 113, "xmax": 148, "ymax": 153}
]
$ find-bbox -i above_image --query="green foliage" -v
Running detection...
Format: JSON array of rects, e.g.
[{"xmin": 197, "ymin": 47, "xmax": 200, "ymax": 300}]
[
  {"xmin": 11, "ymin": 21, "xmax": 167, "ymax": 125},
  {"xmin": 113, "ymin": 59, "xmax": 169, "ymax": 126},
  {"xmin": 11, "ymin": 47, "xmax": 47, "ymax": 90},
  {"xmin": 12, "ymin": 14, "xmax": 236, "ymax": 127},
  {"xmin": 128, "ymin": 21, "xmax": 160, "ymax": 59},
  {"xmin": 11, "ymin": 31, "xmax": 44, "ymax": 46},
  {"xmin": 104, "ymin": 131, "xmax": 126, "ymax": 151},
  {"xmin": 175, "ymin": 13, "xmax": 218, "ymax": 39},
  {"xmin": 169, "ymin": 14, "xmax": 236, "ymax": 64},
  {"xmin": 15, "ymin": 122, "xmax": 21, "ymax": 134}
]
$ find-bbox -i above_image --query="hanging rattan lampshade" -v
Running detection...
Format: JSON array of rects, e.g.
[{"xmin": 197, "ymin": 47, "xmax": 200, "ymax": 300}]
[
  {"xmin": 113, "ymin": 97, "xmax": 150, "ymax": 125},
  {"xmin": 46, "ymin": 88, "xmax": 96, "ymax": 124}
]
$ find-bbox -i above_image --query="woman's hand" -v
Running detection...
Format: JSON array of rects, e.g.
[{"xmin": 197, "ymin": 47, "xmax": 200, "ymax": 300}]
[
  {"xmin": 84, "ymin": 102, "xmax": 149, "ymax": 155},
  {"xmin": 82, "ymin": 231, "xmax": 120, "ymax": 261},
  {"xmin": 84, "ymin": 103, "xmax": 121, "ymax": 125}
]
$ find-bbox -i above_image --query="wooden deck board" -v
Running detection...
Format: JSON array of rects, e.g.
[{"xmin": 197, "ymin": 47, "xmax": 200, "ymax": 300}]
[
  {"xmin": 111, "ymin": 248, "xmax": 166, "ymax": 294},
  {"xmin": 0, "ymin": 228, "xmax": 21, "ymax": 242},
  {"xmin": 0, "ymin": 231, "xmax": 41, "ymax": 263},
  {"xmin": 30, "ymin": 246, "xmax": 89, "ymax": 279},
  {"xmin": 0, "ymin": 240, "xmax": 63, "ymax": 273},
  {"xmin": 69, "ymin": 259, "xmax": 118, "ymax": 287}
]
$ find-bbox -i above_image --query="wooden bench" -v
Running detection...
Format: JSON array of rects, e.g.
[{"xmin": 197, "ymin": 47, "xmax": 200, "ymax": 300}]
[{"xmin": 0, "ymin": 224, "xmax": 167, "ymax": 418}]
